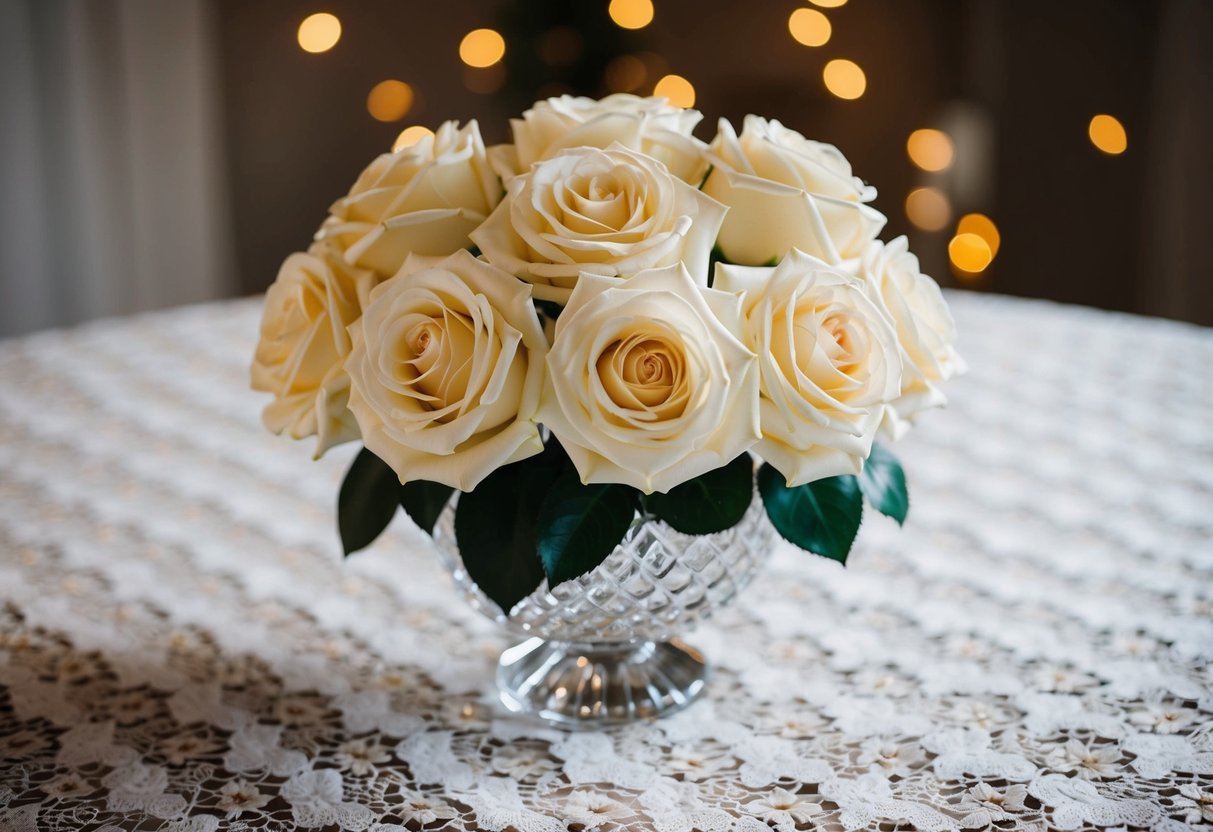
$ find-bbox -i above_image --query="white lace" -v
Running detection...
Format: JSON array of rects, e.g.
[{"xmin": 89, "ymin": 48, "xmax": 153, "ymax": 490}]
[{"xmin": 0, "ymin": 292, "xmax": 1211, "ymax": 831}]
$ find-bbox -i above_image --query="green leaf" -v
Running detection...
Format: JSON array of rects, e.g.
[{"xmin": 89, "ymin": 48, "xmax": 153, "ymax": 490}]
[
  {"xmin": 338, "ymin": 447, "xmax": 400, "ymax": 556},
  {"xmin": 757, "ymin": 464, "xmax": 863, "ymax": 563},
  {"xmin": 859, "ymin": 443, "xmax": 909, "ymax": 525},
  {"xmin": 399, "ymin": 480, "xmax": 454, "ymax": 535},
  {"xmin": 466, "ymin": 244, "xmax": 482, "ymax": 258},
  {"xmin": 537, "ymin": 476, "xmax": 638, "ymax": 587},
  {"xmin": 454, "ymin": 442, "xmax": 570, "ymax": 615},
  {"xmin": 645, "ymin": 454, "xmax": 754, "ymax": 534}
]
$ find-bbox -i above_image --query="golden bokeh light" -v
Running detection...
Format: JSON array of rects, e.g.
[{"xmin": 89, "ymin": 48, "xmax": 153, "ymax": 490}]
[
  {"xmin": 609, "ymin": 0, "xmax": 655, "ymax": 30},
  {"xmin": 906, "ymin": 128, "xmax": 954, "ymax": 172},
  {"xmin": 296, "ymin": 12, "xmax": 341, "ymax": 54},
  {"xmin": 605, "ymin": 54, "xmax": 648, "ymax": 93},
  {"xmin": 957, "ymin": 213, "xmax": 1001, "ymax": 257},
  {"xmin": 823, "ymin": 59, "xmax": 866, "ymax": 100},
  {"xmin": 366, "ymin": 80, "xmax": 414, "ymax": 123},
  {"xmin": 459, "ymin": 28, "xmax": 506, "ymax": 68},
  {"xmin": 810, "ymin": 0, "xmax": 848, "ymax": 7},
  {"xmin": 949, "ymin": 232, "xmax": 994, "ymax": 273},
  {"xmin": 905, "ymin": 187, "xmax": 951, "ymax": 232},
  {"xmin": 1088, "ymin": 114, "xmax": 1127, "ymax": 155},
  {"xmin": 654, "ymin": 74, "xmax": 695, "ymax": 108},
  {"xmin": 392, "ymin": 126, "xmax": 434, "ymax": 152},
  {"xmin": 788, "ymin": 8, "xmax": 831, "ymax": 47}
]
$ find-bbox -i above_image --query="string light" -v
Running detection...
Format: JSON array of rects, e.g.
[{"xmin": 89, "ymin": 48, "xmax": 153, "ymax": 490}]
[
  {"xmin": 1088, "ymin": 114, "xmax": 1127, "ymax": 155},
  {"xmin": 366, "ymin": 80, "xmax": 413, "ymax": 123},
  {"xmin": 949, "ymin": 233, "xmax": 993, "ymax": 273},
  {"xmin": 393, "ymin": 126, "xmax": 434, "ymax": 152},
  {"xmin": 905, "ymin": 187, "xmax": 951, "ymax": 232},
  {"xmin": 459, "ymin": 28, "xmax": 505, "ymax": 68},
  {"xmin": 296, "ymin": 12, "xmax": 341, "ymax": 53},
  {"xmin": 906, "ymin": 129, "xmax": 954, "ymax": 172},
  {"xmin": 957, "ymin": 213, "xmax": 1000, "ymax": 257},
  {"xmin": 788, "ymin": 8, "xmax": 831, "ymax": 47},
  {"xmin": 823, "ymin": 59, "xmax": 866, "ymax": 100},
  {"xmin": 609, "ymin": 0, "xmax": 654, "ymax": 30},
  {"xmin": 654, "ymin": 74, "xmax": 695, "ymax": 108}
]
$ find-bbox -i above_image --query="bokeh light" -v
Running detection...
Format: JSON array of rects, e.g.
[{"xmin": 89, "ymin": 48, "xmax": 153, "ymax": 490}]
[
  {"xmin": 296, "ymin": 13, "xmax": 341, "ymax": 54},
  {"xmin": 459, "ymin": 28, "xmax": 506, "ymax": 68},
  {"xmin": 609, "ymin": 0, "xmax": 655, "ymax": 30},
  {"xmin": 949, "ymin": 232, "xmax": 994, "ymax": 273},
  {"xmin": 1088, "ymin": 114, "xmax": 1127, "ymax": 155},
  {"xmin": 905, "ymin": 187, "xmax": 951, "ymax": 232},
  {"xmin": 823, "ymin": 59, "xmax": 866, "ymax": 100},
  {"xmin": 654, "ymin": 74, "xmax": 695, "ymax": 108},
  {"xmin": 906, "ymin": 129, "xmax": 954, "ymax": 172},
  {"xmin": 605, "ymin": 55, "xmax": 648, "ymax": 93},
  {"xmin": 366, "ymin": 80, "xmax": 413, "ymax": 123},
  {"xmin": 809, "ymin": 0, "xmax": 848, "ymax": 7},
  {"xmin": 788, "ymin": 8, "xmax": 831, "ymax": 47},
  {"xmin": 957, "ymin": 213, "xmax": 1001, "ymax": 257},
  {"xmin": 393, "ymin": 126, "xmax": 434, "ymax": 152}
]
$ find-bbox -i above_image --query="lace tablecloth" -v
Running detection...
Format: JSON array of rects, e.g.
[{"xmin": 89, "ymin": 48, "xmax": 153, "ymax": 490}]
[{"xmin": 1, "ymin": 292, "xmax": 1211, "ymax": 832}]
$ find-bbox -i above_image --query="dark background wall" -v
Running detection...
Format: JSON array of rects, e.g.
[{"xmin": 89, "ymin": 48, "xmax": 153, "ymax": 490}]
[{"xmin": 216, "ymin": 0, "xmax": 1212, "ymax": 325}]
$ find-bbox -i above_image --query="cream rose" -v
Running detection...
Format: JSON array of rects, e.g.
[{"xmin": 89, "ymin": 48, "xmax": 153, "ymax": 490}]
[
  {"xmin": 251, "ymin": 244, "xmax": 376, "ymax": 457},
  {"xmin": 538, "ymin": 264, "xmax": 759, "ymax": 494},
  {"xmin": 490, "ymin": 94, "xmax": 709, "ymax": 185},
  {"xmin": 861, "ymin": 236, "xmax": 964, "ymax": 438},
  {"xmin": 715, "ymin": 250, "xmax": 902, "ymax": 486},
  {"xmin": 472, "ymin": 144, "xmax": 725, "ymax": 304},
  {"xmin": 704, "ymin": 115, "xmax": 886, "ymax": 268},
  {"xmin": 315, "ymin": 120, "xmax": 501, "ymax": 278},
  {"xmin": 345, "ymin": 250, "xmax": 548, "ymax": 491}
]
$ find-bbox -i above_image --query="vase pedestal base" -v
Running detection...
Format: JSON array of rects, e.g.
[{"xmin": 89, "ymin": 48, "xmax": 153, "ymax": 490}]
[{"xmin": 496, "ymin": 637, "xmax": 708, "ymax": 727}]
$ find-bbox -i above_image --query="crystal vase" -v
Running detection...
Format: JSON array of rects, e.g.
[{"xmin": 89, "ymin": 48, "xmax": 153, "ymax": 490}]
[{"xmin": 432, "ymin": 493, "xmax": 774, "ymax": 726}]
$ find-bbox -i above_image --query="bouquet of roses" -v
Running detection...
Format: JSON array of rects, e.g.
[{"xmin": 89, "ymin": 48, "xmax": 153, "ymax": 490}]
[{"xmin": 252, "ymin": 94, "xmax": 962, "ymax": 614}]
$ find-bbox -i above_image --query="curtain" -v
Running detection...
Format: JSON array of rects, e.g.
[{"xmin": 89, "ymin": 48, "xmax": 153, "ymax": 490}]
[{"xmin": 0, "ymin": 0, "xmax": 235, "ymax": 338}]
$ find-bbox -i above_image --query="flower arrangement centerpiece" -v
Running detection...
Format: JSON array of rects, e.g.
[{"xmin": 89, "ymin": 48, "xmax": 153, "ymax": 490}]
[{"xmin": 252, "ymin": 94, "xmax": 962, "ymax": 725}]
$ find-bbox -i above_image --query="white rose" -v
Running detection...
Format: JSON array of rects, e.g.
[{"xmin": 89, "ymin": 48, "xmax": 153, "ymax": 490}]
[
  {"xmin": 539, "ymin": 264, "xmax": 760, "ymax": 494},
  {"xmin": 704, "ymin": 115, "xmax": 886, "ymax": 268},
  {"xmin": 490, "ymin": 94, "xmax": 708, "ymax": 185},
  {"xmin": 251, "ymin": 244, "xmax": 376, "ymax": 457},
  {"xmin": 345, "ymin": 250, "xmax": 548, "ymax": 491},
  {"xmin": 861, "ymin": 236, "xmax": 964, "ymax": 438},
  {"xmin": 472, "ymin": 144, "xmax": 725, "ymax": 304},
  {"xmin": 315, "ymin": 121, "xmax": 501, "ymax": 277},
  {"xmin": 715, "ymin": 250, "xmax": 902, "ymax": 486}
]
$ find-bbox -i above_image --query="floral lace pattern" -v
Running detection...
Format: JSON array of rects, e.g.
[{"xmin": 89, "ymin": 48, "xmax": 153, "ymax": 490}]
[{"xmin": 1, "ymin": 293, "xmax": 1211, "ymax": 831}]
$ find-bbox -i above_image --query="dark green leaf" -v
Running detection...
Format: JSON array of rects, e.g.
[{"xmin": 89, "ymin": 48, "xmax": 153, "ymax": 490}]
[
  {"xmin": 537, "ymin": 476, "xmax": 638, "ymax": 587},
  {"xmin": 859, "ymin": 443, "xmax": 909, "ymax": 526},
  {"xmin": 757, "ymin": 464, "xmax": 863, "ymax": 564},
  {"xmin": 338, "ymin": 447, "xmax": 399, "ymax": 556},
  {"xmin": 399, "ymin": 480, "xmax": 455, "ymax": 535},
  {"xmin": 454, "ymin": 442, "xmax": 570, "ymax": 615},
  {"xmin": 645, "ymin": 454, "xmax": 754, "ymax": 534},
  {"xmin": 466, "ymin": 244, "xmax": 481, "ymax": 258}
]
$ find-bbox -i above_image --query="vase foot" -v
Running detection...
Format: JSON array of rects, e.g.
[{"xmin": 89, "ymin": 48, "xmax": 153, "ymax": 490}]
[{"xmin": 496, "ymin": 637, "xmax": 708, "ymax": 726}]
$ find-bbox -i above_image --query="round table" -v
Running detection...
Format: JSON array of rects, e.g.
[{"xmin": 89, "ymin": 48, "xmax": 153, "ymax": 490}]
[{"xmin": 0, "ymin": 292, "xmax": 1210, "ymax": 832}]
